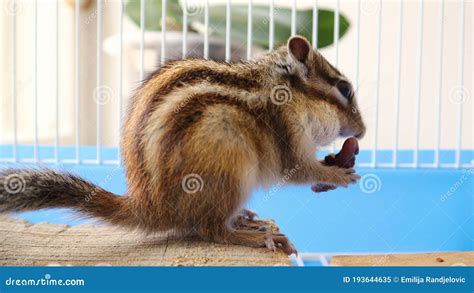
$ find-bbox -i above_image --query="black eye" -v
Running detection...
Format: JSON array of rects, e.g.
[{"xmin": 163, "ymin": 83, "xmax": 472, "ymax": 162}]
[{"xmin": 336, "ymin": 80, "xmax": 353, "ymax": 101}]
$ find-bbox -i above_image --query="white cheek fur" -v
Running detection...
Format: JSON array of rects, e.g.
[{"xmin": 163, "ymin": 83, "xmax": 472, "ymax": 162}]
[
  {"xmin": 312, "ymin": 111, "xmax": 340, "ymax": 147},
  {"xmin": 299, "ymin": 104, "xmax": 340, "ymax": 149}
]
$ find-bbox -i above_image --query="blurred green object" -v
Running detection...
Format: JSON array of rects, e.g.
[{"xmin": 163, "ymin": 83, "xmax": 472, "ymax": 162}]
[{"xmin": 125, "ymin": 0, "xmax": 350, "ymax": 49}]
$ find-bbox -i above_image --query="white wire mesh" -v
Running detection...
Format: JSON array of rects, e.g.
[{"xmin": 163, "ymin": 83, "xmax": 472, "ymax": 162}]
[{"xmin": 0, "ymin": 0, "xmax": 471, "ymax": 169}]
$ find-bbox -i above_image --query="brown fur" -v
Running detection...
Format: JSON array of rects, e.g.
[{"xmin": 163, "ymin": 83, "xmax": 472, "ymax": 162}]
[{"xmin": 1, "ymin": 36, "xmax": 366, "ymax": 255}]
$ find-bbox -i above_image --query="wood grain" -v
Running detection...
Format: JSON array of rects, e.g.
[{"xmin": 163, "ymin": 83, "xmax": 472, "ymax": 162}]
[
  {"xmin": 0, "ymin": 216, "xmax": 291, "ymax": 266},
  {"xmin": 331, "ymin": 252, "xmax": 473, "ymax": 266}
]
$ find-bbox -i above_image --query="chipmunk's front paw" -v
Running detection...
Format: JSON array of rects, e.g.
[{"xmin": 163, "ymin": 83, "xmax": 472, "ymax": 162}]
[{"xmin": 320, "ymin": 166, "xmax": 361, "ymax": 188}]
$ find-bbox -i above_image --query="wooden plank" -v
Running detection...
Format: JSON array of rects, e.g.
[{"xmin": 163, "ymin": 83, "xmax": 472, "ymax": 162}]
[
  {"xmin": 0, "ymin": 216, "xmax": 291, "ymax": 266},
  {"xmin": 331, "ymin": 252, "xmax": 473, "ymax": 266}
]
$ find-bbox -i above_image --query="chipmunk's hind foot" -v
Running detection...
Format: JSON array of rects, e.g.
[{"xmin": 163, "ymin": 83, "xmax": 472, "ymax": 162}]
[{"xmin": 203, "ymin": 217, "xmax": 296, "ymax": 255}]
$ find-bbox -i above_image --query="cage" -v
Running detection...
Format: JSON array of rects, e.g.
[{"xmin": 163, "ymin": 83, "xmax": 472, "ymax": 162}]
[{"xmin": 0, "ymin": 0, "xmax": 472, "ymax": 266}]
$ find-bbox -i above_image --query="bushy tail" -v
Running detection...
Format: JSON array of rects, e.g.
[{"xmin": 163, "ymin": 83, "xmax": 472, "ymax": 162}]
[{"xmin": 0, "ymin": 168, "xmax": 133, "ymax": 226}]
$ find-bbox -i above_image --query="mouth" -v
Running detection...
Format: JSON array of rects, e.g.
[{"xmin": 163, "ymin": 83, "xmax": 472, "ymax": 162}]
[
  {"xmin": 339, "ymin": 129, "xmax": 365, "ymax": 139},
  {"xmin": 354, "ymin": 131, "xmax": 365, "ymax": 139},
  {"xmin": 338, "ymin": 129, "xmax": 352, "ymax": 138}
]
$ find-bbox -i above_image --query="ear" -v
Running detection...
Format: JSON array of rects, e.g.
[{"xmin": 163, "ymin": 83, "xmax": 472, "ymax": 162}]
[{"xmin": 287, "ymin": 36, "xmax": 312, "ymax": 63}]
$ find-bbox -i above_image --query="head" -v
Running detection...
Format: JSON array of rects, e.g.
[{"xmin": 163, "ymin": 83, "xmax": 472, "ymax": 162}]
[{"xmin": 268, "ymin": 36, "xmax": 366, "ymax": 140}]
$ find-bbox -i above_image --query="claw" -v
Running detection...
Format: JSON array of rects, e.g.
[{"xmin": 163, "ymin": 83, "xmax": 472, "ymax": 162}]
[
  {"xmin": 311, "ymin": 183, "xmax": 337, "ymax": 193},
  {"xmin": 241, "ymin": 209, "xmax": 257, "ymax": 220},
  {"xmin": 230, "ymin": 215, "xmax": 295, "ymax": 255},
  {"xmin": 263, "ymin": 233, "xmax": 297, "ymax": 255},
  {"xmin": 264, "ymin": 237, "xmax": 277, "ymax": 252},
  {"xmin": 232, "ymin": 209, "xmax": 260, "ymax": 227}
]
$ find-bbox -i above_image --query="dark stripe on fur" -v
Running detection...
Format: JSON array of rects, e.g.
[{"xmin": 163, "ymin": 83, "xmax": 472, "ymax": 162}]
[
  {"xmin": 155, "ymin": 92, "xmax": 266, "ymax": 227},
  {"xmin": 132, "ymin": 61, "xmax": 262, "ymax": 184},
  {"xmin": 159, "ymin": 92, "xmax": 262, "ymax": 157},
  {"xmin": 158, "ymin": 91, "xmax": 294, "ymax": 176}
]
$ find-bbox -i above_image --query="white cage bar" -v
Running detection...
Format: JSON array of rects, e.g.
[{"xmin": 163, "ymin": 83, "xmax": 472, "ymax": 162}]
[
  {"xmin": 55, "ymin": 0, "xmax": 60, "ymax": 163},
  {"xmin": 370, "ymin": 0, "xmax": 382, "ymax": 168},
  {"xmin": 434, "ymin": 0, "xmax": 445, "ymax": 168},
  {"xmin": 33, "ymin": 0, "xmax": 38, "ymax": 162},
  {"xmin": 0, "ymin": 0, "xmax": 471, "ymax": 169},
  {"xmin": 247, "ymin": 0, "xmax": 253, "ymax": 59},
  {"xmin": 74, "ymin": 0, "xmax": 81, "ymax": 163},
  {"xmin": 11, "ymin": 0, "xmax": 17, "ymax": 162},
  {"xmin": 140, "ymin": 0, "xmax": 145, "ymax": 80},
  {"xmin": 455, "ymin": 0, "xmax": 466, "ymax": 168},
  {"xmin": 393, "ymin": 0, "xmax": 403, "ymax": 167},
  {"xmin": 225, "ymin": 0, "xmax": 231, "ymax": 62},
  {"xmin": 413, "ymin": 0, "xmax": 424, "ymax": 168},
  {"xmin": 161, "ymin": 0, "xmax": 167, "ymax": 65},
  {"xmin": 268, "ymin": 0, "xmax": 274, "ymax": 51},
  {"xmin": 331, "ymin": 0, "xmax": 340, "ymax": 153},
  {"xmin": 291, "ymin": 0, "xmax": 296, "ymax": 36},
  {"xmin": 118, "ymin": 0, "xmax": 124, "ymax": 164},
  {"xmin": 204, "ymin": 0, "xmax": 209, "ymax": 59},
  {"xmin": 96, "ymin": 0, "xmax": 103, "ymax": 163},
  {"xmin": 312, "ymin": 0, "xmax": 318, "ymax": 49}
]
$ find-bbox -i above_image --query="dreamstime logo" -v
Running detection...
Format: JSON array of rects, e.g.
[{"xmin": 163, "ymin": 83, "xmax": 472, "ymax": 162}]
[
  {"xmin": 84, "ymin": 165, "xmax": 121, "ymax": 202},
  {"xmin": 84, "ymin": 0, "xmax": 113, "ymax": 26},
  {"xmin": 95, "ymin": 262, "xmax": 112, "ymax": 266},
  {"xmin": 3, "ymin": 0, "xmax": 25, "ymax": 16},
  {"xmin": 3, "ymin": 173, "xmax": 26, "ymax": 194},
  {"xmin": 270, "ymin": 85, "xmax": 293, "ymax": 105},
  {"xmin": 360, "ymin": 0, "xmax": 380, "ymax": 16},
  {"xmin": 93, "ymin": 85, "xmax": 114, "ymax": 105},
  {"xmin": 440, "ymin": 168, "xmax": 473, "ymax": 203},
  {"xmin": 184, "ymin": 2, "xmax": 204, "ymax": 16},
  {"xmin": 262, "ymin": 7, "xmax": 283, "ymax": 24},
  {"xmin": 263, "ymin": 164, "xmax": 301, "ymax": 202},
  {"xmin": 181, "ymin": 173, "xmax": 204, "ymax": 194},
  {"xmin": 372, "ymin": 255, "xmax": 390, "ymax": 266},
  {"xmin": 359, "ymin": 173, "xmax": 381, "ymax": 194},
  {"xmin": 17, "ymin": 258, "xmax": 33, "ymax": 266},
  {"xmin": 449, "ymin": 86, "xmax": 469, "ymax": 105},
  {"xmin": 174, "ymin": 96, "xmax": 192, "ymax": 113}
]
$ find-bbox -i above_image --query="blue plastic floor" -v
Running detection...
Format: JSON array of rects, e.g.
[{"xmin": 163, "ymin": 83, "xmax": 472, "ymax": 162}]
[{"xmin": 1, "ymin": 145, "xmax": 472, "ymax": 255}]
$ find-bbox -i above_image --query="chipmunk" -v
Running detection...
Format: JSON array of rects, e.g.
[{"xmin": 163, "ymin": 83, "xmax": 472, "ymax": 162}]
[{"xmin": 0, "ymin": 36, "xmax": 365, "ymax": 255}]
